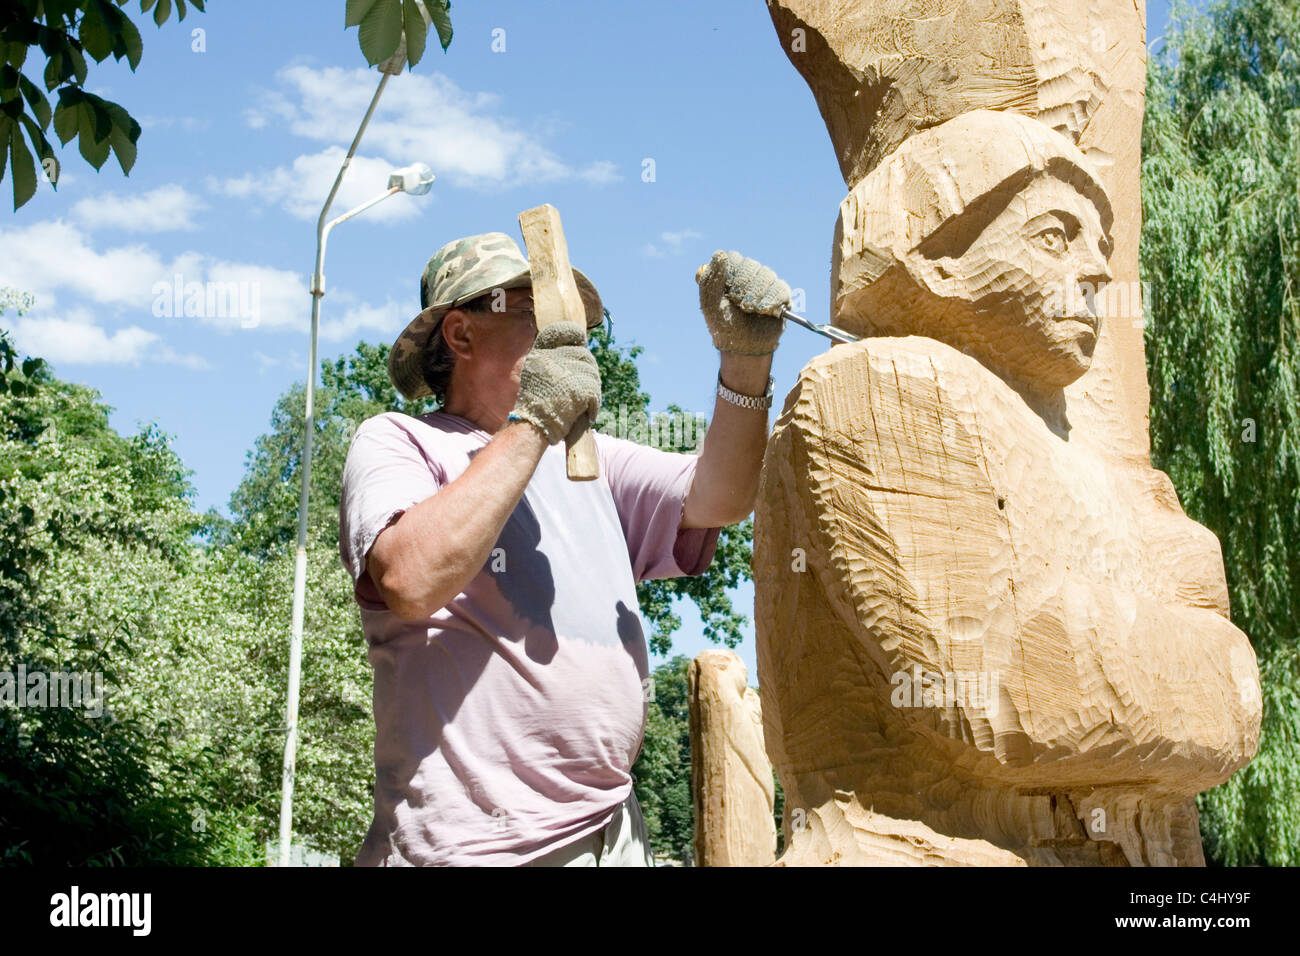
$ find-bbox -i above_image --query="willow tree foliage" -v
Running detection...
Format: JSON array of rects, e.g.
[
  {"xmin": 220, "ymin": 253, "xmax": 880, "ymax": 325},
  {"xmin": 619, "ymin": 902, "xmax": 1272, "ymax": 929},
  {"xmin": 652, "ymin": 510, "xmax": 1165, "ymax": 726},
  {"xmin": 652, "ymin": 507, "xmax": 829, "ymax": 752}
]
[{"xmin": 1141, "ymin": 0, "xmax": 1300, "ymax": 865}]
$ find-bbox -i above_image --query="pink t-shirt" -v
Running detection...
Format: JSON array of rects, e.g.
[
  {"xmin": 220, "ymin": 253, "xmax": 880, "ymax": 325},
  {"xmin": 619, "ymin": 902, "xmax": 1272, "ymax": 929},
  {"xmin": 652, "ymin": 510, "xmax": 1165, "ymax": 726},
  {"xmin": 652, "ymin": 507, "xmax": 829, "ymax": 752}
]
[{"xmin": 338, "ymin": 410, "xmax": 721, "ymax": 866}]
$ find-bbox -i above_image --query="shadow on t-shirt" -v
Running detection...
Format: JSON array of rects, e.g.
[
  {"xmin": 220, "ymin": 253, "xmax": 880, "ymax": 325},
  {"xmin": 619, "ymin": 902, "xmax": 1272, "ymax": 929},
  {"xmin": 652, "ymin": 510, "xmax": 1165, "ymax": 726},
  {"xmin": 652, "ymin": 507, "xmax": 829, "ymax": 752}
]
[
  {"xmin": 616, "ymin": 601, "xmax": 644, "ymax": 650},
  {"xmin": 485, "ymin": 495, "xmax": 559, "ymax": 664}
]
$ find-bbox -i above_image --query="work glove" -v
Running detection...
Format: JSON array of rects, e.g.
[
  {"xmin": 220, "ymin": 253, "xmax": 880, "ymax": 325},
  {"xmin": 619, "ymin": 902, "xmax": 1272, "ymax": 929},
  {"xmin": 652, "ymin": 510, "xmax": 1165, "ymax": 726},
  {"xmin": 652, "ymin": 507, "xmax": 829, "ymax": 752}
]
[
  {"xmin": 696, "ymin": 250, "xmax": 792, "ymax": 355},
  {"xmin": 509, "ymin": 321, "xmax": 602, "ymax": 446}
]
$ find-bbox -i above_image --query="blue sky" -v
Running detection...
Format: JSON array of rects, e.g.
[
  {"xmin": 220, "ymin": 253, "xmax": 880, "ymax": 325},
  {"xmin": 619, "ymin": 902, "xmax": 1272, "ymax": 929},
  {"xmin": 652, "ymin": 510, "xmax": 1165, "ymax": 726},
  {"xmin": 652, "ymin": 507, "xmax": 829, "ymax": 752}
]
[{"xmin": 1, "ymin": 0, "xmax": 1184, "ymax": 679}]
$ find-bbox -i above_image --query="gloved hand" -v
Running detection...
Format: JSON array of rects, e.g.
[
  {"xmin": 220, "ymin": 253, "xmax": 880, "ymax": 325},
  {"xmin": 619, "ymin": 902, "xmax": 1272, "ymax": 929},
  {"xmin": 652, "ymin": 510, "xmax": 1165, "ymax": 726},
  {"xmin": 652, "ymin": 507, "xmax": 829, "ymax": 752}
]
[
  {"xmin": 509, "ymin": 321, "xmax": 602, "ymax": 445},
  {"xmin": 696, "ymin": 250, "xmax": 792, "ymax": 355}
]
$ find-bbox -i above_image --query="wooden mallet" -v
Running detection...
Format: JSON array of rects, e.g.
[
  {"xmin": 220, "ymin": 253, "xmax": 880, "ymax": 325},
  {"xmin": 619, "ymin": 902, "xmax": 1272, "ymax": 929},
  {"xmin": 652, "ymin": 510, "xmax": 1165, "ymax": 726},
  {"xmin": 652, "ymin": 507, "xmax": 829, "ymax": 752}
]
[{"xmin": 518, "ymin": 203, "xmax": 600, "ymax": 481}]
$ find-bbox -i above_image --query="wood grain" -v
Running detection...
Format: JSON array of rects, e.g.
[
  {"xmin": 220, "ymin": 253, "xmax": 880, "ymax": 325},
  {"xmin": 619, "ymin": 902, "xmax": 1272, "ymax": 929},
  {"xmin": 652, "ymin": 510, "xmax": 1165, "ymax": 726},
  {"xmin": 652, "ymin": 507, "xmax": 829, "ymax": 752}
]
[{"xmin": 518, "ymin": 203, "xmax": 599, "ymax": 480}]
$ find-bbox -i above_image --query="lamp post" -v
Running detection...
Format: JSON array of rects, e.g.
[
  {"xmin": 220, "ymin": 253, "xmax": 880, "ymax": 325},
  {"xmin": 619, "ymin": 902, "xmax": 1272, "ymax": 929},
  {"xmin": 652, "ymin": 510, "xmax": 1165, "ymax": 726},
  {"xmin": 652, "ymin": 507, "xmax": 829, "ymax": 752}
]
[{"xmin": 276, "ymin": 56, "xmax": 434, "ymax": 868}]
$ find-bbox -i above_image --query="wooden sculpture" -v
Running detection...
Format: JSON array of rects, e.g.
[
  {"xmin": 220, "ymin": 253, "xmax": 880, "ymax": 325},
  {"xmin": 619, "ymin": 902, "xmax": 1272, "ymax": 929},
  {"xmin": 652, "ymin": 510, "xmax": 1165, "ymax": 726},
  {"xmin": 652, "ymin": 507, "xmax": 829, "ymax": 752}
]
[
  {"xmin": 689, "ymin": 650, "xmax": 777, "ymax": 866},
  {"xmin": 752, "ymin": 0, "xmax": 1262, "ymax": 866}
]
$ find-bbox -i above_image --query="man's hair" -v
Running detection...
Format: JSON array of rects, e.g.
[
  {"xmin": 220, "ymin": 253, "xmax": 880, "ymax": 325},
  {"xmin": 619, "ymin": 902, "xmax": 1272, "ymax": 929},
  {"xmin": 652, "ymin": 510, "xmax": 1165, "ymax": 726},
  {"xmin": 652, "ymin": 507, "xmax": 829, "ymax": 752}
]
[{"xmin": 419, "ymin": 291, "xmax": 496, "ymax": 405}]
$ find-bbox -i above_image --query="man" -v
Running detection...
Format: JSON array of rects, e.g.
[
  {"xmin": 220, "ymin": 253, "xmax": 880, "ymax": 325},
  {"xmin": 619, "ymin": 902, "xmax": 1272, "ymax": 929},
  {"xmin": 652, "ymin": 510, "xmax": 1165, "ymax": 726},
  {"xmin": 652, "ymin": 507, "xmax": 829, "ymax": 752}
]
[{"xmin": 338, "ymin": 232, "xmax": 791, "ymax": 866}]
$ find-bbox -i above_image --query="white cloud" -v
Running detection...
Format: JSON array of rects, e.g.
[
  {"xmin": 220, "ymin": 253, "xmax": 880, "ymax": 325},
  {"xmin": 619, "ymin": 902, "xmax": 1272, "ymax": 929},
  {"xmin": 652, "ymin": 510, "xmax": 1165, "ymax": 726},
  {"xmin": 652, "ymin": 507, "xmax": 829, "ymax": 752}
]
[
  {"xmin": 320, "ymin": 297, "xmax": 415, "ymax": 343},
  {"xmin": 0, "ymin": 219, "xmax": 202, "ymax": 311},
  {"xmin": 0, "ymin": 217, "xmax": 405, "ymax": 369},
  {"xmin": 156, "ymin": 343, "xmax": 214, "ymax": 370},
  {"xmin": 579, "ymin": 161, "xmax": 620, "ymax": 186},
  {"xmin": 240, "ymin": 66, "xmax": 621, "ymax": 192},
  {"xmin": 644, "ymin": 228, "xmax": 702, "ymax": 258},
  {"xmin": 72, "ymin": 184, "xmax": 206, "ymax": 232},
  {"xmin": 137, "ymin": 115, "xmax": 211, "ymax": 133},
  {"xmin": 8, "ymin": 308, "xmax": 209, "ymax": 369},
  {"xmin": 0, "ymin": 219, "xmax": 308, "ymax": 334},
  {"xmin": 199, "ymin": 260, "xmax": 308, "ymax": 333},
  {"xmin": 211, "ymin": 147, "xmax": 423, "ymax": 223}
]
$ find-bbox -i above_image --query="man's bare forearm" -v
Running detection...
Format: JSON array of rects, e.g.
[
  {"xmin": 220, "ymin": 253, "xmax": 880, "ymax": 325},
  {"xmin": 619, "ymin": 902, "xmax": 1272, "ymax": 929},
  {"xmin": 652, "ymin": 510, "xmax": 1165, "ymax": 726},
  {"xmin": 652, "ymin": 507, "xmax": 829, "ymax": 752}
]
[
  {"xmin": 368, "ymin": 421, "xmax": 549, "ymax": 621},
  {"xmin": 682, "ymin": 352, "xmax": 774, "ymax": 529}
]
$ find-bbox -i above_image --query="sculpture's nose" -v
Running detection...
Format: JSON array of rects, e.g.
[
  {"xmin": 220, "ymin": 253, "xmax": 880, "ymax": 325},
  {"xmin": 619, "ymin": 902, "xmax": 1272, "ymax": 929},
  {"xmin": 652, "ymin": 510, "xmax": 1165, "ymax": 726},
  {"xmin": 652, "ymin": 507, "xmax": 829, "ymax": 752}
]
[
  {"xmin": 1078, "ymin": 240, "xmax": 1113, "ymax": 288},
  {"xmin": 1072, "ymin": 241, "xmax": 1113, "ymax": 318}
]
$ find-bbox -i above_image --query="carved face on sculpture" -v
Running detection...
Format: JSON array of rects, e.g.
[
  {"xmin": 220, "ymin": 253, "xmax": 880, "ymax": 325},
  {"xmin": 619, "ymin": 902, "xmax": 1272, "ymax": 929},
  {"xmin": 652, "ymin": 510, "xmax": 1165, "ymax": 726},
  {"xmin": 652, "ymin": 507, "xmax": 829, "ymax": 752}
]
[
  {"xmin": 909, "ymin": 173, "xmax": 1115, "ymax": 388},
  {"xmin": 833, "ymin": 110, "xmax": 1116, "ymax": 392}
]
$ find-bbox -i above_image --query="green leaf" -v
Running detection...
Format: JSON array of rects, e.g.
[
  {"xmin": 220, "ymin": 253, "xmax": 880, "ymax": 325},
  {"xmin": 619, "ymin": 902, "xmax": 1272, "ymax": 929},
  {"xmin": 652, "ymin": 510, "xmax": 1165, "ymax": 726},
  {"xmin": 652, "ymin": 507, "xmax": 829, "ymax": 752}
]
[
  {"xmin": 83, "ymin": 93, "xmax": 112, "ymax": 139},
  {"xmin": 9, "ymin": 116, "xmax": 36, "ymax": 209},
  {"xmin": 18, "ymin": 74, "xmax": 50, "ymax": 128},
  {"xmin": 42, "ymin": 0, "xmax": 82, "ymax": 24},
  {"xmin": 141, "ymin": 0, "xmax": 159, "ymax": 13},
  {"xmin": 103, "ymin": 101, "xmax": 139, "ymax": 175},
  {"xmin": 43, "ymin": 52, "xmax": 64, "ymax": 91},
  {"xmin": 66, "ymin": 43, "xmax": 87, "ymax": 85},
  {"xmin": 402, "ymin": 0, "xmax": 427, "ymax": 69},
  {"xmin": 76, "ymin": 104, "xmax": 110, "ymax": 169},
  {"xmin": 52, "ymin": 97, "xmax": 77, "ymax": 144},
  {"xmin": 154, "ymin": 0, "xmax": 172, "ymax": 27},
  {"xmin": 79, "ymin": 3, "xmax": 113, "ymax": 62},
  {"xmin": 119, "ymin": 13, "xmax": 142, "ymax": 70},
  {"xmin": 5, "ymin": 38, "xmax": 29, "ymax": 72},
  {"xmin": 357, "ymin": 0, "xmax": 402, "ymax": 67},
  {"xmin": 0, "ymin": 116, "xmax": 9, "ymax": 183},
  {"xmin": 36, "ymin": 26, "xmax": 63, "ymax": 58},
  {"xmin": 22, "ymin": 358, "xmax": 42, "ymax": 377},
  {"xmin": 428, "ymin": 0, "xmax": 452, "ymax": 51},
  {"xmin": 17, "ymin": 114, "xmax": 55, "ymax": 180},
  {"xmin": 345, "ymin": 0, "xmax": 381, "ymax": 28}
]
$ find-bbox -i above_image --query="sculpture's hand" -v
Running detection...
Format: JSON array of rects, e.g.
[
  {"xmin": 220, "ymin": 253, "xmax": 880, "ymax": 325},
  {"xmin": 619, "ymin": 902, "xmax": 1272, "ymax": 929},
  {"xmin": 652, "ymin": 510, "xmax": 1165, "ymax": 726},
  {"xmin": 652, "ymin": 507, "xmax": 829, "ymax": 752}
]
[{"xmin": 696, "ymin": 250, "xmax": 791, "ymax": 355}]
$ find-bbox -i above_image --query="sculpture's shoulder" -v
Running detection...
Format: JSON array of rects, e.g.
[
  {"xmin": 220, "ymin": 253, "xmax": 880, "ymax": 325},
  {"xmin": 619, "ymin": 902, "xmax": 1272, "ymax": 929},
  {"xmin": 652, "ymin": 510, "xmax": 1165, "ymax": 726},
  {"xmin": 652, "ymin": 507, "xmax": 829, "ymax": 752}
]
[
  {"xmin": 770, "ymin": 335, "xmax": 1233, "ymax": 618},
  {"xmin": 795, "ymin": 335, "xmax": 1009, "ymax": 401},
  {"xmin": 790, "ymin": 335, "xmax": 1023, "ymax": 419},
  {"xmin": 777, "ymin": 335, "xmax": 1038, "ymax": 465}
]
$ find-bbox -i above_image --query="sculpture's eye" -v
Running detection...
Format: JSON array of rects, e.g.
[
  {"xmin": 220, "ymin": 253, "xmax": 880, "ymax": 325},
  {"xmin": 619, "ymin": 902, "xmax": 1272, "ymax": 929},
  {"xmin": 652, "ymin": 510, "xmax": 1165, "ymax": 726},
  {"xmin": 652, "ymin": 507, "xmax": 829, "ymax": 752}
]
[{"xmin": 1033, "ymin": 227, "xmax": 1069, "ymax": 255}]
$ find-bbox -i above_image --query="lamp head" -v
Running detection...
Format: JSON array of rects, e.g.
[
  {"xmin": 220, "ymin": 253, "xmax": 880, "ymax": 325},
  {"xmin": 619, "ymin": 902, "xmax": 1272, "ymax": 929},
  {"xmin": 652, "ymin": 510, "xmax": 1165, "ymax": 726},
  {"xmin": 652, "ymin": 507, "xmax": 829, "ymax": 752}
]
[{"xmin": 389, "ymin": 163, "xmax": 436, "ymax": 195}]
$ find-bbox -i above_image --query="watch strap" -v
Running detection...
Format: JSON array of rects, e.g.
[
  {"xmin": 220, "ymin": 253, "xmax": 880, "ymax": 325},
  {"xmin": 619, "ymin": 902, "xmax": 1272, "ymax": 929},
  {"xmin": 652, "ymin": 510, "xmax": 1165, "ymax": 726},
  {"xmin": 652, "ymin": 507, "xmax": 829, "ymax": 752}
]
[{"xmin": 717, "ymin": 373, "xmax": 774, "ymax": 410}]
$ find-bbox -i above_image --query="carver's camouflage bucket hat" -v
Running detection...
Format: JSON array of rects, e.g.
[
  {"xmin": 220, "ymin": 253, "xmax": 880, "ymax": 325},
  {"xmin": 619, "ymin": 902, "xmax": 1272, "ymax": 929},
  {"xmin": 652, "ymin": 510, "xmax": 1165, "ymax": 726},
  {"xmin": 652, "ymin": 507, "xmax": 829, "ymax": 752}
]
[{"xmin": 389, "ymin": 231, "xmax": 604, "ymax": 401}]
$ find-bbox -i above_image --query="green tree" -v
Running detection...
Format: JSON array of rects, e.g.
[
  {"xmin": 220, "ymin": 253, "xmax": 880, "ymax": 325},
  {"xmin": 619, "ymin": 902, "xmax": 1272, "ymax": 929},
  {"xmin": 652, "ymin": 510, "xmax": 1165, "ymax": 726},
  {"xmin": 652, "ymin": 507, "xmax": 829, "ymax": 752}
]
[
  {"xmin": 0, "ymin": 0, "xmax": 206, "ymax": 211},
  {"xmin": 632, "ymin": 655, "xmax": 694, "ymax": 864},
  {"xmin": 1141, "ymin": 0, "xmax": 1300, "ymax": 865},
  {"xmin": 1, "ymin": 295, "xmax": 213, "ymax": 865},
  {"xmin": 1, "ymin": 294, "xmax": 373, "ymax": 864}
]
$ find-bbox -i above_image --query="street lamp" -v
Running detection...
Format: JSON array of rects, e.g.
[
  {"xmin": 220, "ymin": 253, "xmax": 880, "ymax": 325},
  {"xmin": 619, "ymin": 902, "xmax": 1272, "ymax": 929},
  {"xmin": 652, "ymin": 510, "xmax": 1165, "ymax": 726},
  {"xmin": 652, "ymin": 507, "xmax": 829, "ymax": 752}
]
[{"xmin": 276, "ymin": 63, "xmax": 434, "ymax": 867}]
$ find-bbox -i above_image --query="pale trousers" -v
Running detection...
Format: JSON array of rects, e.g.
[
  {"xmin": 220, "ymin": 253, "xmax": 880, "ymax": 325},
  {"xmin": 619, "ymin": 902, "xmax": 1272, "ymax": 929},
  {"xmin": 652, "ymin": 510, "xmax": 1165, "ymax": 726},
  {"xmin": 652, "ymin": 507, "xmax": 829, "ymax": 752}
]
[{"xmin": 523, "ymin": 790, "xmax": 654, "ymax": 867}]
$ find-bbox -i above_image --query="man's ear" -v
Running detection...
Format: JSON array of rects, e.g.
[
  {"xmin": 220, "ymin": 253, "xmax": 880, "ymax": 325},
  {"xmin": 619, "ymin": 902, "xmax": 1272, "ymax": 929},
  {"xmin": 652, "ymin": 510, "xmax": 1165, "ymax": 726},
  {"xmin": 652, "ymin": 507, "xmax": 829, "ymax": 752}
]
[{"xmin": 441, "ymin": 309, "xmax": 474, "ymax": 360}]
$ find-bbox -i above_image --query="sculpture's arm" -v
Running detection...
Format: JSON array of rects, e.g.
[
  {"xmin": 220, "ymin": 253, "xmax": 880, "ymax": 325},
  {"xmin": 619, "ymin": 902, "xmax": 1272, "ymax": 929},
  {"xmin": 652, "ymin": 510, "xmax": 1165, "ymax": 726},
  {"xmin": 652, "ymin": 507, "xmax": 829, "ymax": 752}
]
[{"xmin": 963, "ymin": 570, "xmax": 1263, "ymax": 790}]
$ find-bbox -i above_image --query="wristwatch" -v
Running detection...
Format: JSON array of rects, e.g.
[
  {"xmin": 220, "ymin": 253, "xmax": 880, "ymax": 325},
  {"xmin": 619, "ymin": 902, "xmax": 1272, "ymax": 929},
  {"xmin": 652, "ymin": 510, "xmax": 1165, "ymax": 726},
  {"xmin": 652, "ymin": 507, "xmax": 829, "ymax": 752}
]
[{"xmin": 717, "ymin": 373, "xmax": 774, "ymax": 411}]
